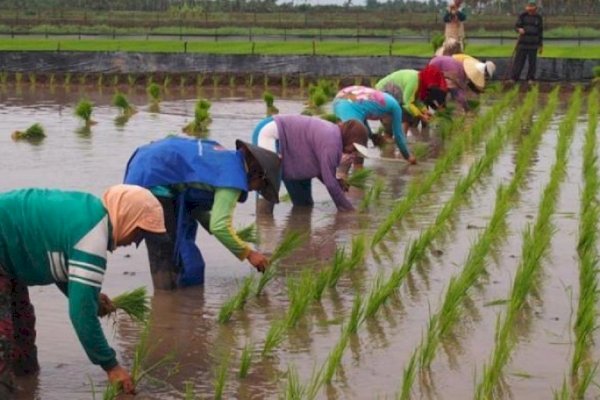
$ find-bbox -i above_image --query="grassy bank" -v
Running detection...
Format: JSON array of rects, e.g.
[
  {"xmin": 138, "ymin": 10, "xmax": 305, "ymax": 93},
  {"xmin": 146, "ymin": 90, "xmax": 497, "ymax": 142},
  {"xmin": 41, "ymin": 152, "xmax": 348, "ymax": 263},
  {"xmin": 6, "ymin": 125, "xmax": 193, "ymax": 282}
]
[{"xmin": 1, "ymin": 38, "xmax": 600, "ymax": 58}]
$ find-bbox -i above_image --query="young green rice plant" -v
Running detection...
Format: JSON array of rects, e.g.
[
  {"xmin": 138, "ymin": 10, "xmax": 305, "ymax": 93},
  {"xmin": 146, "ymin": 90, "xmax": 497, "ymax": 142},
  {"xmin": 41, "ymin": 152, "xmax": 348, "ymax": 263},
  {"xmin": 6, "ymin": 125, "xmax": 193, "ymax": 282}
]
[
  {"xmin": 109, "ymin": 286, "xmax": 151, "ymax": 324},
  {"xmin": 326, "ymin": 248, "xmax": 347, "ymax": 288},
  {"xmin": 238, "ymin": 341, "xmax": 253, "ymax": 379},
  {"xmin": 235, "ymin": 222, "xmax": 259, "ymax": 244},
  {"xmin": 129, "ymin": 322, "xmax": 176, "ymax": 391},
  {"xmin": 27, "ymin": 72, "xmax": 36, "ymax": 86},
  {"xmin": 15, "ymin": 72, "xmax": 22, "ymax": 86},
  {"xmin": 285, "ymin": 270, "xmax": 313, "ymax": 328},
  {"xmin": 97, "ymin": 74, "xmax": 104, "ymax": 87},
  {"xmin": 147, "ymin": 82, "xmax": 161, "ymax": 103},
  {"xmin": 78, "ymin": 73, "xmax": 87, "ymax": 86},
  {"xmin": 323, "ymin": 326, "xmax": 350, "ymax": 384},
  {"xmin": 476, "ymin": 88, "xmax": 582, "ymax": 400},
  {"xmin": 345, "ymin": 293, "xmax": 363, "ymax": 335},
  {"xmin": 411, "ymin": 142, "xmax": 429, "ymax": 160},
  {"xmin": 64, "ymin": 72, "xmax": 71, "ymax": 87},
  {"xmin": 262, "ymin": 319, "xmax": 287, "ymax": 357},
  {"xmin": 183, "ymin": 381, "xmax": 196, "ymax": 400},
  {"xmin": 11, "ymin": 123, "xmax": 45, "ymax": 142},
  {"xmin": 311, "ymin": 268, "xmax": 330, "ymax": 301},
  {"xmin": 112, "ymin": 92, "xmax": 136, "ymax": 117},
  {"xmin": 218, "ymin": 276, "xmax": 255, "ymax": 323},
  {"xmin": 196, "ymin": 74, "xmax": 206, "ymax": 87},
  {"xmin": 211, "ymin": 74, "xmax": 221, "ymax": 87},
  {"xmin": 228, "ymin": 75, "xmax": 235, "ymax": 88},
  {"xmin": 263, "ymin": 91, "xmax": 279, "ymax": 116},
  {"xmin": 163, "ymin": 75, "xmax": 171, "ymax": 88},
  {"xmin": 346, "ymin": 168, "xmax": 372, "ymax": 190},
  {"xmin": 371, "ymin": 87, "xmax": 518, "ymax": 246},
  {"xmin": 284, "ymin": 365, "xmax": 305, "ymax": 400},
  {"xmin": 127, "ymin": 74, "xmax": 136, "ymax": 86},
  {"xmin": 74, "ymin": 99, "xmax": 96, "ymax": 126},
  {"xmin": 179, "ymin": 75, "xmax": 187, "ymax": 88},
  {"xmin": 0, "ymin": 70, "xmax": 7, "ymax": 86},
  {"xmin": 245, "ymin": 74, "xmax": 253, "ymax": 88},
  {"xmin": 281, "ymin": 74, "xmax": 288, "ymax": 90},
  {"xmin": 48, "ymin": 73, "xmax": 56, "ymax": 86},
  {"xmin": 111, "ymin": 75, "xmax": 119, "ymax": 86},
  {"xmin": 212, "ymin": 351, "xmax": 230, "ymax": 400},
  {"xmin": 263, "ymin": 73, "xmax": 269, "ymax": 89},
  {"xmin": 399, "ymin": 347, "xmax": 419, "ymax": 400},
  {"xmin": 183, "ymin": 99, "xmax": 212, "ymax": 136}
]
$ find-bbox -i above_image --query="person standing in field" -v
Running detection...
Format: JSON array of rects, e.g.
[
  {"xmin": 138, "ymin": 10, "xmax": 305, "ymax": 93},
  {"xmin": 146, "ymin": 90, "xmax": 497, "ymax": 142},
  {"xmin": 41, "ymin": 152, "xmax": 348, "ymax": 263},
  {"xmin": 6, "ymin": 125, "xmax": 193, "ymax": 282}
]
[
  {"xmin": 123, "ymin": 136, "xmax": 281, "ymax": 290},
  {"xmin": 0, "ymin": 184, "xmax": 168, "ymax": 398},
  {"xmin": 332, "ymin": 85, "xmax": 417, "ymax": 164},
  {"xmin": 441, "ymin": 0, "xmax": 467, "ymax": 53},
  {"xmin": 251, "ymin": 115, "xmax": 368, "ymax": 212},
  {"xmin": 510, "ymin": 0, "xmax": 543, "ymax": 83}
]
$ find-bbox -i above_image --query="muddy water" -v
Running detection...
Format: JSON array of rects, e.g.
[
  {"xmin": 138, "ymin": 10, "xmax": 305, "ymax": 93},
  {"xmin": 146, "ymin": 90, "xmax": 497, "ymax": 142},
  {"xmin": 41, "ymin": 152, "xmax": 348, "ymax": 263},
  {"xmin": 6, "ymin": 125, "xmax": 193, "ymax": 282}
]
[{"xmin": 0, "ymin": 84, "xmax": 595, "ymax": 400}]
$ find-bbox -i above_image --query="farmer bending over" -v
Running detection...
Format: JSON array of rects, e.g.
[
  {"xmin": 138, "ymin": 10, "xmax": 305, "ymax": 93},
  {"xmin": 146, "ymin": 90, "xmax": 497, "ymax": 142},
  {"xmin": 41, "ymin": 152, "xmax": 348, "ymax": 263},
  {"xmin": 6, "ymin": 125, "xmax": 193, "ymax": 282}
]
[
  {"xmin": 332, "ymin": 85, "xmax": 417, "ymax": 164},
  {"xmin": 252, "ymin": 115, "xmax": 368, "ymax": 212},
  {"xmin": 0, "ymin": 184, "xmax": 167, "ymax": 398},
  {"xmin": 124, "ymin": 136, "xmax": 281, "ymax": 290}
]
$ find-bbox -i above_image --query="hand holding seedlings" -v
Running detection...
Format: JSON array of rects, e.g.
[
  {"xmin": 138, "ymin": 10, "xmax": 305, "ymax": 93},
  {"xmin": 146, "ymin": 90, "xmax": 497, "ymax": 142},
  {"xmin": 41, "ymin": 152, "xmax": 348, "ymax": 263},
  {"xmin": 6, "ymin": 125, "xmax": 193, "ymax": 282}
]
[
  {"xmin": 97, "ymin": 293, "xmax": 116, "ymax": 317},
  {"xmin": 247, "ymin": 250, "xmax": 269, "ymax": 273},
  {"xmin": 106, "ymin": 364, "xmax": 135, "ymax": 394}
]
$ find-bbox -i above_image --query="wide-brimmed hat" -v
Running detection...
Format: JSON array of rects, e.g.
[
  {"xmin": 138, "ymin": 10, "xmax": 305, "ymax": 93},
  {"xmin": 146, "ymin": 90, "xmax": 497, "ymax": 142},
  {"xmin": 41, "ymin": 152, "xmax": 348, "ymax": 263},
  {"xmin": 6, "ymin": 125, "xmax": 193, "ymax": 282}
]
[
  {"xmin": 464, "ymin": 57, "xmax": 487, "ymax": 91},
  {"xmin": 236, "ymin": 140, "xmax": 281, "ymax": 203}
]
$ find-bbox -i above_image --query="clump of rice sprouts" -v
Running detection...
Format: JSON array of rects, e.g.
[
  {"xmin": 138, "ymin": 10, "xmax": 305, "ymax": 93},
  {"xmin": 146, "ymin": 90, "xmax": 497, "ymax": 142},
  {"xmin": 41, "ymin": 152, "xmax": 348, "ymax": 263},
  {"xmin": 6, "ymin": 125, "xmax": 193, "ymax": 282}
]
[
  {"xmin": 11, "ymin": 123, "xmax": 46, "ymax": 142},
  {"xmin": 147, "ymin": 82, "xmax": 161, "ymax": 103},
  {"xmin": 346, "ymin": 168, "xmax": 373, "ymax": 189},
  {"xmin": 107, "ymin": 286, "xmax": 151, "ymax": 323},
  {"xmin": 320, "ymin": 113, "xmax": 340, "ymax": 123},
  {"xmin": 112, "ymin": 92, "xmax": 136, "ymax": 117},
  {"xmin": 183, "ymin": 99, "xmax": 212, "ymax": 136},
  {"xmin": 74, "ymin": 99, "xmax": 96, "ymax": 126},
  {"xmin": 263, "ymin": 91, "xmax": 279, "ymax": 116}
]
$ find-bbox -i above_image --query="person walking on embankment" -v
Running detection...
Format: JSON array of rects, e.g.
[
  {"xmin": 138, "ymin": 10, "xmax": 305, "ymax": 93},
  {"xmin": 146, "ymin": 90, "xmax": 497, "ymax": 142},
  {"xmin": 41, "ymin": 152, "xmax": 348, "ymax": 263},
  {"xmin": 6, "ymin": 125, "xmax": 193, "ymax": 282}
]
[
  {"xmin": 123, "ymin": 136, "xmax": 281, "ymax": 290},
  {"xmin": 0, "ymin": 184, "xmax": 167, "ymax": 398},
  {"xmin": 251, "ymin": 115, "xmax": 368, "ymax": 212},
  {"xmin": 510, "ymin": 0, "xmax": 543, "ymax": 83}
]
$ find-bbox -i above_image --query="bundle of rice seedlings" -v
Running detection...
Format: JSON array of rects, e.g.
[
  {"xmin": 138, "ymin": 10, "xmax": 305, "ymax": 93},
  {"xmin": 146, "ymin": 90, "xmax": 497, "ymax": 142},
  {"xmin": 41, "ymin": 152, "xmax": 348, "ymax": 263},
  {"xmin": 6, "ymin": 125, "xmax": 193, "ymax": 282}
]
[
  {"xmin": 183, "ymin": 99, "xmax": 212, "ymax": 136},
  {"xmin": 147, "ymin": 83, "xmax": 161, "ymax": 102},
  {"xmin": 112, "ymin": 92, "xmax": 136, "ymax": 116},
  {"xmin": 346, "ymin": 168, "xmax": 373, "ymax": 189},
  {"xmin": 11, "ymin": 123, "xmax": 45, "ymax": 142},
  {"xmin": 235, "ymin": 222, "xmax": 259, "ymax": 244},
  {"xmin": 263, "ymin": 91, "xmax": 279, "ymax": 116},
  {"xmin": 74, "ymin": 99, "xmax": 95, "ymax": 126},
  {"xmin": 320, "ymin": 113, "xmax": 340, "ymax": 123},
  {"xmin": 467, "ymin": 99, "xmax": 481, "ymax": 110},
  {"xmin": 110, "ymin": 286, "xmax": 151, "ymax": 323}
]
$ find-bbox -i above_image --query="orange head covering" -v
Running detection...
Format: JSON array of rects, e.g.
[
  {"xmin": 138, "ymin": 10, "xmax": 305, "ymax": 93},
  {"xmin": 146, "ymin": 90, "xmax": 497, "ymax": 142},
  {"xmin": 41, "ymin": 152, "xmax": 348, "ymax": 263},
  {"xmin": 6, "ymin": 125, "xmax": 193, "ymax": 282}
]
[{"xmin": 102, "ymin": 184, "xmax": 166, "ymax": 249}]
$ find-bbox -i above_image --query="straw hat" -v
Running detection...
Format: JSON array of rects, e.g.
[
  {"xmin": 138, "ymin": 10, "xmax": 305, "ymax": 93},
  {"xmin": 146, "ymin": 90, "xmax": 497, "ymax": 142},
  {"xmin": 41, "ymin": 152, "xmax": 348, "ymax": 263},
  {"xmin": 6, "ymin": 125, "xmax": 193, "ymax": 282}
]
[
  {"xmin": 464, "ymin": 57, "xmax": 487, "ymax": 90},
  {"xmin": 236, "ymin": 140, "xmax": 281, "ymax": 203}
]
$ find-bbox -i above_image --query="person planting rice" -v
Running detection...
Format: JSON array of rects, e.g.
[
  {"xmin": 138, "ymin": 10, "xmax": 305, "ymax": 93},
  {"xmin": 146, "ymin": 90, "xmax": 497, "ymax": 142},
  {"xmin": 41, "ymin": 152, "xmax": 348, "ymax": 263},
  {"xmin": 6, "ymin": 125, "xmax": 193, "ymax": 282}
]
[
  {"xmin": 251, "ymin": 115, "xmax": 368, "ymax": 212},
  {"xmin": 332, "ymin": 85, "xmax": 417, "ymax": 164},
  {"xmin": 375, "ymin": 65, "xmax": 448, "ymax": 137},
  {"xmin": 428, "ymin": 55, "xmax": 495, "ymax": 111},
  {"xmin": 0, "ymin": 184, "xmax": 167, "ymax": 398},
  {"xmin": 123, "ymin": 136, "xmax": 281, "ymax": 289}
]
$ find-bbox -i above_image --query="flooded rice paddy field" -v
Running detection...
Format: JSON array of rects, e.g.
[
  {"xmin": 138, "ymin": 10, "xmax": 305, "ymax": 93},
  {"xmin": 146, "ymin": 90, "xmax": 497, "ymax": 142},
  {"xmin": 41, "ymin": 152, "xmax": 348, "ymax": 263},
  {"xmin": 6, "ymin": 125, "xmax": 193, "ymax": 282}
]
[{"xmin": 0, "ymin": 83, "xmax": 598, "ymax": 400}]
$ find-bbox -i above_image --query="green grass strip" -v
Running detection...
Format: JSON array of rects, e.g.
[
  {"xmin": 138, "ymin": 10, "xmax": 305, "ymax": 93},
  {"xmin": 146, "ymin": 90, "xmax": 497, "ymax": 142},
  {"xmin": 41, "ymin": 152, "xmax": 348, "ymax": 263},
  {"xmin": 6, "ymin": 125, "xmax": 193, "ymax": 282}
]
[
  {"xmin": 475, "ymin": 87, "xmax": 583, "ymax": 400},
  {"xmin": 372, "ymin": 88, "xmax": 519, "ymax": 246}
]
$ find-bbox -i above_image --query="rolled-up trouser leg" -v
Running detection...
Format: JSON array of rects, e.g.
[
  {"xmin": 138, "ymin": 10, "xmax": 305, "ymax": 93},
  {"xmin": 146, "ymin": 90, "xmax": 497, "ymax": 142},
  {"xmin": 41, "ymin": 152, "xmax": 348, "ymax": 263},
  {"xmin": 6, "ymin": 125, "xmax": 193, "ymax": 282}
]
[
  {"xmin": 146, "ymin": 196, "xmax": 179, "ymax": 290},
  {"xmin": 11, "ymin": 280, "xmax": 38, "ymax": 376},
  {"xmin": 0, "ymin": 274, "xmax": 16, "ymax": 398}
]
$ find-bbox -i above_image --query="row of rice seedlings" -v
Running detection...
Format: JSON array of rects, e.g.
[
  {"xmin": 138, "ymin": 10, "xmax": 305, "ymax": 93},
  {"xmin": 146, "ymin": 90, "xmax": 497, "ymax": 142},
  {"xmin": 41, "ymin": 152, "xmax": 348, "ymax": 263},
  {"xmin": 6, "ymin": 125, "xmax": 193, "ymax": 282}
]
[
  {"xmin": 182, "ymin": 99, "xmax": 212, "ymax": 136},
  {"xmin": 371, "ymin": 87, "xmax": 519, "ymax": 246},
  {"xmin": 475, "ymin": 87, "xmax": 583, "ymax": 400},
  {"xmin": 359, "ymin": 177, "xmax": 385, "ymax": 211},
  {"xmin": 11, "ymin": 122, "xmax": 46, "ymax": 142},
  {"xmin": 567, "ymin": 87, "xmax": 599, "ymax": 398},
  {"xmin": 213, "ymin": 350, "xmax": 231, "ymax": 400},
  {"xmin": 263, "ymin": 91, "xmax": 279, "ymax": 116},
  {"xmin": 238, "ymin": 341, "xmax": 253, "ymax": 379},
  {"xmin": 363, "ymin": 88, "xmax": 539, "ymax": 321},
  {"xmin": 413, "ymin": 86, "xmax": 557, "ymax": 375},
  {"xmin": 285, "ymin": 269, "xmax": 314, "ymax": 328}
]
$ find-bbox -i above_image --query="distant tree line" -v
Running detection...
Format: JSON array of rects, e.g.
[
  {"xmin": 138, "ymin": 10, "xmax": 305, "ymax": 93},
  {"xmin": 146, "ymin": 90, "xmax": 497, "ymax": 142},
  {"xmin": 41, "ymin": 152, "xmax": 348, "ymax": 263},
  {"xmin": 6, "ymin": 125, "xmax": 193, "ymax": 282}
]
[{"xmin": 0, "ymin": 0, "xmax": 598, "ymax": 15}]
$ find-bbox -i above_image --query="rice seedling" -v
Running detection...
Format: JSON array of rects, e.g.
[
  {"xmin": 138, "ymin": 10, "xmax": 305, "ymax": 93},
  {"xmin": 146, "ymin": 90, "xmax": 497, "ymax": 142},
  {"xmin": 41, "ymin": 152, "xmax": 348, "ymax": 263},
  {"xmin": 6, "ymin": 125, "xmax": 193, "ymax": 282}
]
[
  {"xmin": 235, "ymin": 222, "xmax": 259, "ymax": 244},
  {"xmin": 78, "ymin": 73, "xmax": 87, "ymax": 86},
  {"xmin": 217, "ymin": 276, "xmax": 255, "ymax": 323},
  {"xmin": 346, "ymin": 168, "xmax": 373, "ymax": 189},
  {"xmin": 211, "ymin": 74, "xmax": 221, "ymax": 87},
  {"xmin": 245, "ymin": 74, "xmax": 253, "ymax": 88},
  {"xmin": 238, "ymin": 341, "xmax": 253, "ymax": 378},
  {"xmin": 111, "ymin": 75, "xmax": 119, "ymax": 86},
  {"xmin": 345, "ymin": 293, "xmax": 363, "ymax": 335},
  {"xmin": 127, "ymin": 74, "xmax": 136, "ymax": 86},
  {"xmin": 97, "ymin": 74, "xmax": 104, "ymax": 87},
  {"xmin": 371, "ymin": 87, "xmax": 518, "ymax": 246},
  {"xmin": 263, "ymin": 73, "xmax": 269, "ymax": 89},
  {"xmin": 147, "ymin": 82, "xmax": 161, "ymax": 103},
  {"xmin": 311, "ymin": 269, "xmax": 330, "ymax": 301},
  {"xmin": 27, "ymin": 72, "xmax": 36, "ymax": 86},
  {"xmin": 323, "ymin": 326, "xmax": 349, "ymax": 384},
  {"xmin": 112, "ymin": 92, "xmax": 136, "ymax": 117},
  {"xmin": 74, "ymin": 99, "xmax": 96, "ymax": 126},
  {"xmin": 212, "ymin": 351, "xmax": 230, "ymax": 400},
  {"xmin": 196, "ymin": 74, "xmax": 205, "ymax": 87},
  {"xmin": 284, "ymin": 365, "xmax": 305, "ymax": 400},
  {"xmin": 11, "ymin": 123, "xmax": 45, "ymax": 142},
  {"xmin": 48, "ymin": 73, "xmax": 56, "ymax": 86},
  {"xmin": 183, "ymin": 99, "xmax": 212, "ymax": 136},
  {"xmin": 179, "ymin": 75, "xmax": 187, "ymax": 88},
  {"xmin": 299, "ymin": 76, "xmax": 305, "ymax": 90},
  {"xmin": 281, "ymin": 74, "xmax": 288, "ymax": 89},
  {"xmin": 399, "ymin": 348, "xmax": 419, "ymax": 400},
  {"xmin": 411, "ymin": 142, "xmax": 429, "ymax": 160},
  {"xmin": 0, "ymin": 70, "xmax": 7, "ymax": 85},
  {"xmin": 64, "ymin": 72, "xmax": 71, "ymax": 86},
  {"xmin": 163, "ymin": 75, "xmax": 171, "ymax": 87},
  {"xmin": 285, "ymin": 270, "xmax": 313, "ymax": 328},
  {"xmin": 327, "ymin": 248, "xmax": 347, "ymax": 288},
  {"xmin": 263, "ymin": 91, "xmax": 279, "ymax": 116},
  {"xmin": 262, "ymin": 319, "xmax": 287, "ymax": 356},
  {"xmin": 109, "ymin": 286, "xmax": 151, "ymax": 323},
  {"xmin": 15, "ymin": 72, "xmax": 22, "ymax": 85},
  {"xmin": 183, "ymin": 381, "xmax": 196, "ymax": 400},
  {"xmin": 476, "ymin": 88, "xmax": 582, "ymax": 400}
]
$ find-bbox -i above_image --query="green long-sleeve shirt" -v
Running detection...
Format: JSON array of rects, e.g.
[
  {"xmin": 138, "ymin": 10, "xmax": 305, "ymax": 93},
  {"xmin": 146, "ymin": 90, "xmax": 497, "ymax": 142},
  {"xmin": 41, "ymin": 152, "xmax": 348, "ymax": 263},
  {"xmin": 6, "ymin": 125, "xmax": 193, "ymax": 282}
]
[
  {"xmin": 0, "ymin": 189, "xmax": 118, "ymax": 370},
  {"xmin": 375, "ymin": 69, "xmax": 424, "ymax": 118}
]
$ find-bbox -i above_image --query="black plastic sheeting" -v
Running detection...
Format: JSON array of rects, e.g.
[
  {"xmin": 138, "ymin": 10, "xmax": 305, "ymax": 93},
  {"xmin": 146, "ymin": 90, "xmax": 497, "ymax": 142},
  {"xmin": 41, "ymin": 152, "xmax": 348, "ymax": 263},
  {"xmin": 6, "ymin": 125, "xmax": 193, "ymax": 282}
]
[{"xmin": 0, "ymin": 51, "xmax": 597, "ymax": 81}]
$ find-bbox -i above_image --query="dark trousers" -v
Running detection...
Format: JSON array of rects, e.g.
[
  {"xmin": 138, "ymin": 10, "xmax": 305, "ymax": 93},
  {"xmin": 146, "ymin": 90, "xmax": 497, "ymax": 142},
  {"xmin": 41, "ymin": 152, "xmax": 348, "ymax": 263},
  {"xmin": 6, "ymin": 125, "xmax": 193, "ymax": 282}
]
[
  {"xmin": 284, "ymin": 179, "xmax": 314, "ymax": 207},
  {"xmin": 0, "ymin": 274, "xmax": 39, "ymax": 397},
  {"xmin": 511, "ymin": 47, "xmax": 538, "ymax": 81},
  {"xmin": 146, "ymin": 196, "xmax": 180, "ymax": 290}
]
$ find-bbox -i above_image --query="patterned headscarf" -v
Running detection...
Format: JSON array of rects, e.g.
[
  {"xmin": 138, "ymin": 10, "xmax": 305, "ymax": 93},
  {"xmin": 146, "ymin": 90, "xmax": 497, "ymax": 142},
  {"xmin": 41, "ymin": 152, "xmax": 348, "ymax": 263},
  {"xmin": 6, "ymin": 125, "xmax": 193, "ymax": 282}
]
[{"xmin": 418, "ymin": 65, "xmax": 448, "ymax": 101}]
